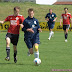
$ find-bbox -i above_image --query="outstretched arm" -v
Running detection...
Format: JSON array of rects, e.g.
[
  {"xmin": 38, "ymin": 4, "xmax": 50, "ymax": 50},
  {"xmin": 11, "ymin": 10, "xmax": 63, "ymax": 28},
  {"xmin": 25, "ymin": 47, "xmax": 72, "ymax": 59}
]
[
  {"xmin": 0, "ymin": 16, "xmax": 10, "ymax": 24},
  {"xmin": 38, "ymin": 28, "xmax": 42, "ymax": 32},
  {"xmin": 37, "ymin": 20, "xmax": 42, "ymax": 32},
  {"xmin": 70, "ymin": 18, "xmax": 72, "ymax": 28},
  {"xmin": 45, "ymin": 14, "xmax": 49, "ymax": 21},
  {"xmin": 60, "ymin": 18, "xmax": 62, "ymax": 26},
  {"xmin": 53, "ymin": 17, "xmax": 57, "ymax": 22},
  {"xmin": 45, "ymin": 18, "xmax": 49, "ymax": 21},
  {"xmin": 0, "ymin": 20, "xmax": 5, "ymax": 24},
  {"xmin": 19, "ymin": 24, "xmax": 24, "ymax": 28}
]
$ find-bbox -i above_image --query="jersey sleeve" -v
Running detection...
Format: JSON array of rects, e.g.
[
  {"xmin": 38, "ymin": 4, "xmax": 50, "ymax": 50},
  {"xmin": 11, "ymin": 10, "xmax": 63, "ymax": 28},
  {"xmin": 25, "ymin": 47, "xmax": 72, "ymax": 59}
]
[
  {"xmin": 20, "ymin": 16, "xmax": 25, "ymax": 24},
  {"xmin": 54, "ymin": 13, "xmax": 57, "ymax": 18},
  {"xmin": 37, "ymin": 20, "xmax": 40, "ymax": 28},
  {"xmin": 69, "ymin": 14, "xmax": 71, "ymax": 19},
  {"xmin": 45, "ymin": 14, "xmax": 48, "ymax": 18},
  {"xmin": 22, "ymin": 20, "xmax": 27, "ymax": 32},
  {"xmin": 4, "ymin": 16, "xmax": 9, "ymax": 21}
]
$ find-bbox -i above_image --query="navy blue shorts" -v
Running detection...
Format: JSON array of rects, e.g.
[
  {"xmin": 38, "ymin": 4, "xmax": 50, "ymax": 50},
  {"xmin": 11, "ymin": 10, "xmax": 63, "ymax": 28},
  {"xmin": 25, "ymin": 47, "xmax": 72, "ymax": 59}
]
[
  {"xmin": 48, "ymin": 24, "xmax": 55, "ymax": 30},
  {"xmin": 24, "ymin": 36, "xmax": 40, "ymax": 49}
]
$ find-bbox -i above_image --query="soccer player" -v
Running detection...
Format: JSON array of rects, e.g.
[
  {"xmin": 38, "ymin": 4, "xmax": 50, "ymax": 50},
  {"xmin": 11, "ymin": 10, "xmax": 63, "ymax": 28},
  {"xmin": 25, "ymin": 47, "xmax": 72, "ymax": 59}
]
[
  {"xmin": 60, "ymin": 7, "xmax": 72, "ymax": 42},
  {"xmin": 22, "ymin": 8, "xmax": 42, "ymax": 59},
  {"xmin": 45, "ymin": 9, "xmax": 57, "ymax": 40},
  {"xmin": 0, "ymin": 6, "xmax": 25, "ymax": 63}
]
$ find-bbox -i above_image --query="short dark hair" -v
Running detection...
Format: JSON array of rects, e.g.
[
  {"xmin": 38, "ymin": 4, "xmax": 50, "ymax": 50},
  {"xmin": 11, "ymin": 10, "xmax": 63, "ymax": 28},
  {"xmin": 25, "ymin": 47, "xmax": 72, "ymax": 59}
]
[
  {"xmin": 28, "ymin": 8, "xmax": 34, "ymax": 12},
  {"xmin": 14, "ymin": 6, "xmax": 20, "ymax": 11},
  {"xmin": 49, "ymin": 9, "xmax": 52, "ymax": 11},
  {"xmin": 64, "ymin": 7, "xmax": 68, "ymax": 10}
]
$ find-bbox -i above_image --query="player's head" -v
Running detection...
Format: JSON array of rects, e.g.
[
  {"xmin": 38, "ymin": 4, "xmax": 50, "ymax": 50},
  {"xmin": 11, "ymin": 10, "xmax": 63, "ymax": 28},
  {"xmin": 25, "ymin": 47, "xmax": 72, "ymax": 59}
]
[
  {"xmin": 49, "ymin": 9, "xmax": 52, "ymax": 14},
  {"xmin": 64, "ymin": 7, "xmax": 68, "ymax": 13},
  {"xmin": 14, "ymin": 6, "xmax": 20, "ymax": 16},
  {"xmin": 28, "ymin": 8, "xmax": 34, "ymax": 18}
]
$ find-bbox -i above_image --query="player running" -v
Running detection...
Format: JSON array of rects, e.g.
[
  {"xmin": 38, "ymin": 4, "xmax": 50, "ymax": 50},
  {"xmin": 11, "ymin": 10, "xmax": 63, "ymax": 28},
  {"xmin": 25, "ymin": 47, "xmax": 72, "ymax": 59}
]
[
  {"xmin": 60, "ymin": 7, "xmax": 72, "ymax": 42},
  {"xmin": 0, "ymin": 6, "xmax": 25, "ymax": 63},
  {"xmin": 45, "ymin": 9, "xmax": 57, "ymax": 40},
  {"xmin": 22, "ymin": 8, "xmax": 42, "ymax": 59}
]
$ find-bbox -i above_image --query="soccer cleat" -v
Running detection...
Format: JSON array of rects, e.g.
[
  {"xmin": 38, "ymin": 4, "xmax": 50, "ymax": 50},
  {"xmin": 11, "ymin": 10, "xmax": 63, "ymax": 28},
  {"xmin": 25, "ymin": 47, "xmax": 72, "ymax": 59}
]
[
  {"xmin": 27, "ymin": 52, "xmax": 31, "ymax": 56},
  {"xmin": 5, "ymin": 57, "xmax": 10, "ymax": 61},
  {"xmin": 65, "ymin": 39, "xmax": 67, "ymax": 42},
  {"xmin": 48, "ymin": 38, "xmax": 50, "ymax": 40},
  {"xmin": 14, "ymin": 56, "xmax": 17, "ymax": 63}
]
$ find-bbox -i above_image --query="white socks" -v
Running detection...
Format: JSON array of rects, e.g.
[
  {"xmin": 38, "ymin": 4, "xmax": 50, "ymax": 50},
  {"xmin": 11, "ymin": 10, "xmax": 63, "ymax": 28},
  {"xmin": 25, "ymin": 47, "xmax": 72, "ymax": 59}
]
[
  {"xmin": 48, "ymin": 31, "xmax": 54, "ymax": 40},
  {"xmin": 28, "ymin": 50, "xmax": 39, "ymax": 58},
  {"xmin": 34, "ymin": 51, "xmax": 39, "ymax": 58},
  {"xmin": 49, "ymin": 31, "xmax": 53, "ymax": 38}
]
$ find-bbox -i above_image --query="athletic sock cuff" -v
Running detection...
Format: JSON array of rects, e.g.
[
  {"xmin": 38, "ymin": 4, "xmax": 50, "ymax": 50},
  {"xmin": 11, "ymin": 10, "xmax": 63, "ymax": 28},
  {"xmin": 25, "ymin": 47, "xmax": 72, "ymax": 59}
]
[{"xmin": 6, "ymin": 47, "xmax": 10, "ymax": 49}]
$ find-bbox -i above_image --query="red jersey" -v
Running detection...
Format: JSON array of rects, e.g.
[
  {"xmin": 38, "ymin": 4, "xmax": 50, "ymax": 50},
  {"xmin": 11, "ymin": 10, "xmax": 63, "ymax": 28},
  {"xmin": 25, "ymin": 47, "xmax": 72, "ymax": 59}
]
[
  {"xmin": 61, "ymin": 13, "xmax": 71, "ymax": 25},
  {"xmin": 5, "ymin": 15, "xmax": 25, "ymax": 34}
]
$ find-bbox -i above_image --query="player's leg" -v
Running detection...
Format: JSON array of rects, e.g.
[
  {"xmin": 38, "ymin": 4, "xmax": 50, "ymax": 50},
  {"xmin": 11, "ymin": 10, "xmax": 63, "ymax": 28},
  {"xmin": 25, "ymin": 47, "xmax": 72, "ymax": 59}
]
[
  {"xmin": 24, "ymin": 38, "xmax": 33, "ymax": 56},
  {"xmin": 65, "ymin": 25, "xmax": 69, "ymax": 41},
  {"xmin": 29, "ymin": 48, "xmax": 33, "ymax": 54},
  {"xmin": 63, "ymin": 25, "xmax": 69, "ymax": 42},
  {"xmin": 34, "ymin": 43, "xmax": 39, "ymax": 58},
  {"xmin": 5, "ymin": 34, "xmax": 11, "ymax": 61},
  {"xmin": 48, "ymin": 29, "xmax": 53, "ymax": 40},
  {"xmin": 12, "ymin": 34, "xmax": 19, "ymax": 63},
  {"xmin": 13, "ymin": 45, "xmax": 17, "ymax": 63},
  {"xmin": 33, "ymin": 35, "xmax": 40, "ymax": 58},
  {"xmin": 64, "ymin": 29, "xmax": 68, "ymax": 42},
  {"xmin": 48, "ymin": 24, "xmax": 54, "ymax": 40},
  {"xmin": 5, "ymin": 37, "xmax": 10, "ymax": 61},
  {"xmin": 63, "ymin": 25, "xmax": 66, "ymax": 42}
]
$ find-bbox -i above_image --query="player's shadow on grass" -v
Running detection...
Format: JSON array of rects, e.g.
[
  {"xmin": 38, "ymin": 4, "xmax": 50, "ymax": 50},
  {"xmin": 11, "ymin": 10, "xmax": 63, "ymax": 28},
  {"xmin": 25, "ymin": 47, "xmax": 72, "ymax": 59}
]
[
  {"xmin": 0, "ymin": 63, "xmax": 15, "ymax": 65},
  {"xmin": 0, "ymin": 63, "xmax": 25, "ymax": 66},
  {"xmin": 17, "ymin": 63, "xmax": 33, "ymax": 66},
  {"xmin": 0, "ymin": 63, "xmax": 33, "ymax": 66}
]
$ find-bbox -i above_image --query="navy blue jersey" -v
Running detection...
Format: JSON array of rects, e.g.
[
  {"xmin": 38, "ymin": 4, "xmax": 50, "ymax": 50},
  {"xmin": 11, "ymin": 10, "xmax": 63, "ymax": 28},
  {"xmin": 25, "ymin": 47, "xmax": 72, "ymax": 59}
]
[
  {"xmin": 45, "ymin": 13, "xmax": 57, "ymax": 24},
  {"xmin": 22, "ymin": 16, "xmax": 40, "ymax": 39}
]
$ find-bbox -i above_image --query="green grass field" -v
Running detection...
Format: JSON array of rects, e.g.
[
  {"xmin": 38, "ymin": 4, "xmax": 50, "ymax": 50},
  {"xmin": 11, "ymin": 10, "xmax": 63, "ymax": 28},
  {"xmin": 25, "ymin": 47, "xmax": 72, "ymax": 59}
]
[
  {"xmin": 0, "ymin": 31, "xmax": 72, "ymax": 72},
  {"xmin": 0, "ymin": 2, "xmax": 72, "ymax": 22},
  {"xmin": 0, "ymin": 2, "xmax": 72, "ymax": 72}
]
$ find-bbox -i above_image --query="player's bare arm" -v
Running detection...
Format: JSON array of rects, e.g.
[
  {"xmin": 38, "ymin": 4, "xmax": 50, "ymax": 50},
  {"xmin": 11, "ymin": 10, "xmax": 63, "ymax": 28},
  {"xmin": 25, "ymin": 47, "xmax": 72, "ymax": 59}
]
[
  {"xmin": 26, "ymin": 28, "xmax": 34, "ymax": 33},
  {"xmin": 19, "ymin": 24, "xmax": 24, "ymax": 28},
  {"xmin": 0, "ymin": 20, "xmax": 5, "ymax": 24},
  {"xmin": 45, "ymin": 18, "xmax": 49, "ymax": 21},
  {"xmin": 53, "ymin": 17, "xmax": 57, "ymax": 22},
  {"xmin": 38, "ymin": 28, "xmax": 42, "ymax": 32},
  {"xmin": 70, "ymin": 18, "xmax": 72, "ymax": 28},
  {"xmin": 60, "ymin": 18, "xmax": 62, "ymax": 26},
  {"xmin": 0, "ymin": 20, "xmax": 7, "ymax": 24}
]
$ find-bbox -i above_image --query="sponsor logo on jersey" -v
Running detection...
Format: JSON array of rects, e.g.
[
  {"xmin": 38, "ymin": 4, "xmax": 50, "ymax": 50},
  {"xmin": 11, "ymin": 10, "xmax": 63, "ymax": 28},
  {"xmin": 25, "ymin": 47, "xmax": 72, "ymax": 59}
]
[
  {"xmin": 10, "ymin": 20, "xmax": 17, "ymax": 25},
  {"xmin": 10, "ymin": 17, "xmax": 12, "ymax": 19},
  {"xmin": 67, "ymin": 15, "xmax": 69, "ymax": 17},
  {"xmin": 64, "ymin": 16, "xmax": 67, "ymax": 19},
  {"xmin": 16, "ymin": 17, "xmax": 19, "ymax": 21},
  {"xmin": 32, "ymin": 25, "xmax": 35, "ymax": 28},
  {"xmin": 34, "ymin": 21, "xmax": 36, "ymax": 24},
  {"xmin": 52, "ymin": 15, "xmax": 54, "ymax": 17}
]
